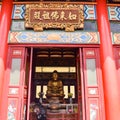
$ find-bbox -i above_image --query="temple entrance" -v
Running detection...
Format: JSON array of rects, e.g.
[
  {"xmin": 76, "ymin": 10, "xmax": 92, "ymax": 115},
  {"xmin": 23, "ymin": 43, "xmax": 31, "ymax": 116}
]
[
  {"xmin": 28, "ymin": 47, "xmax": 82, "ymax": 120},
  {"xmin": 6, "ymin": 46, "xmax": 105, "ymax": 120}
]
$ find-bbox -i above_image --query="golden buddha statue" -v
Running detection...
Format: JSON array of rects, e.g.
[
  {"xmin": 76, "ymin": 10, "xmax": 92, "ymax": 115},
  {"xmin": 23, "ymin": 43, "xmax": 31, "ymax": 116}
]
[{"xmin": 46, "ymin": 70, "xmax": 64, "ymax": 103}]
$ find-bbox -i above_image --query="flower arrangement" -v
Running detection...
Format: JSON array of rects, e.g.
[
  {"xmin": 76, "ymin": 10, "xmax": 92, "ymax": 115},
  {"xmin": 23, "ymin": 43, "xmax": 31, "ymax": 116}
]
[{"xmin": 68, "ymin": 93, "xmax": 73, "ymax": 98}]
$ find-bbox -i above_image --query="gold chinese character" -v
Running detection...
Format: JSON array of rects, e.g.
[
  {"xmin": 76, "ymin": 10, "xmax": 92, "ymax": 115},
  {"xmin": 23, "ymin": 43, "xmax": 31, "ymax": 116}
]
[
  {"xmin": 68, "ymin": 12, "xmax": 77, "ymax": 20},
  {"xmin": 51, "ymin": 11, "xmax": 59, "ymax": 21},
  {"xmin": 42, "ymin": 11, "xmax": 50, "ymax": 20},
  {"xmin": 34, "ymin": 11, "xmax": 41, "ymax": 20},
  {"xmin": 60, "ymin": 11, "xmax": 67, "ymax": 20}
]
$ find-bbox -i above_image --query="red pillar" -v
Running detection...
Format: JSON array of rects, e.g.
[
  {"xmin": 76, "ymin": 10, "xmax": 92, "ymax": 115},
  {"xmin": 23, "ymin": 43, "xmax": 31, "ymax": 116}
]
[
  {"xmin": 96, "ymin": 0, "xmax": 120, "ymax": 120},
  {"xmin": 0, "ymin": 0, "xmax": 13, "ymax": 118},
  {"xmin": 0, "ymin": 4, "xmax": 1, "ymax": 16}
]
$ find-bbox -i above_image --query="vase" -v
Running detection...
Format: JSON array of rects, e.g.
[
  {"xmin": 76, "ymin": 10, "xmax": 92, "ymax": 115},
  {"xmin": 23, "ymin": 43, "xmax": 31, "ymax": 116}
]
[{"xmin": 69, "ymin": 97, "xmax": 72, "ymax": 104}]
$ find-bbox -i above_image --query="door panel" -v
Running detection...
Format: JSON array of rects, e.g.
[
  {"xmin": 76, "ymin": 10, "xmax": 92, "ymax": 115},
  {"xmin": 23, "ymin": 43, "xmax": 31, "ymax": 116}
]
[
  {"xmin": 114, "ymin": 47, "xmax": 120, "ymax": 85},
  {"xmin": 6, "ymin": 47, "xmax": 31, "ymax": 120},
  {"xmin": 82, "ymin": 48, "xmax": 105, "ymax": 120}
]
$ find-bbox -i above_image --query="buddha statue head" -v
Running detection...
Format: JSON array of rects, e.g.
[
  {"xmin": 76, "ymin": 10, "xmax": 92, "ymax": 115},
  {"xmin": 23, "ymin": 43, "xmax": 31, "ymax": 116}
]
[{"xmin": 52, "ymin": 70, "xmax": 58, "ymax": 81}]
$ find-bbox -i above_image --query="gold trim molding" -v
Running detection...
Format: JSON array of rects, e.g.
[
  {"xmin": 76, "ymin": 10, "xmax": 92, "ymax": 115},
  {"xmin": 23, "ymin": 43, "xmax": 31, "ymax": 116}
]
[{"xmin": 25, "ymin": 3, "xmax": 84, "ymax": 32}]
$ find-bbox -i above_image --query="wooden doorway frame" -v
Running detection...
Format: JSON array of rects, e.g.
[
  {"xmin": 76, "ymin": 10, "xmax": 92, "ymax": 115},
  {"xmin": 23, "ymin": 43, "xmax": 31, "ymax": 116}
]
[{"xmin": 5, "ymin": 44, "xmax": 105, "ymax": 120}]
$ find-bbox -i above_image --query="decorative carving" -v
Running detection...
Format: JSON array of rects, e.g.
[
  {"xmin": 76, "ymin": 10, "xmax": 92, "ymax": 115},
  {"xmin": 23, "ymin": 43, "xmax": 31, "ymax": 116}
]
[
  {"xmin": 25, "ymin": 3, "xmax": 84, "ymax": 32},
  {"xmin": 86, "ymin": 50, "xmax": 95, "ymax": 56},
  {"xmin": 13, "ymin": 50, "xmax": 22, "ymax": 56},
  {"xmin": 9, "ymin": 88, "xmax": 19, "ymax": 95},
  {"xmin": 88, "ymin": 88, "xmax": 98, "ymax": 95},
  {"xmin": 9, "ymin": 31, "xmax": 99, "ymax": 44},
  {"xmin": 8, "ymin": 99, "xmax": 17, "ymax": 120},
  {"xmin": 90, "ymin": 104, "xmax": 98, "ymax": 120}
]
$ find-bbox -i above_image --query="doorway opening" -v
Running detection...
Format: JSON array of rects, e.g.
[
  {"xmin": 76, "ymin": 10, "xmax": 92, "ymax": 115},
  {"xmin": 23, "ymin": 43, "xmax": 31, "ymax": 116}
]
[
  {"xmin": 6, "ymin": 46, "xmax": 105, "ymax": 120},
  {"xmin": 28, "ymin": 47, "xmax": 83, "ymax": 119}
]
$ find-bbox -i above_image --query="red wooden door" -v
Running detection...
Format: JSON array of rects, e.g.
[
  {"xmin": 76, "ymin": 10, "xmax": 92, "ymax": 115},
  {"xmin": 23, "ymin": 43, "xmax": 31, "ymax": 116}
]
[
  {"xmin": 82, "ymin": 48, "xmax": 105, "ymax": 120},
  {"xmin": 6, "ymin": 47, "xmax": 30, "ymax": 120},
  {"xmin": 114, "ymin": 47, "xmax": 120, "ymax": 87}
]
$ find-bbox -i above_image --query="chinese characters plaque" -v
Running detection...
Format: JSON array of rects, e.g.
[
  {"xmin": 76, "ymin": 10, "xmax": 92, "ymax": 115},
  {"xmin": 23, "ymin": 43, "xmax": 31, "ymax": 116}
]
[{"xmin": 25, "ymin": 3, "xmax": 84, "ymax": 31}]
